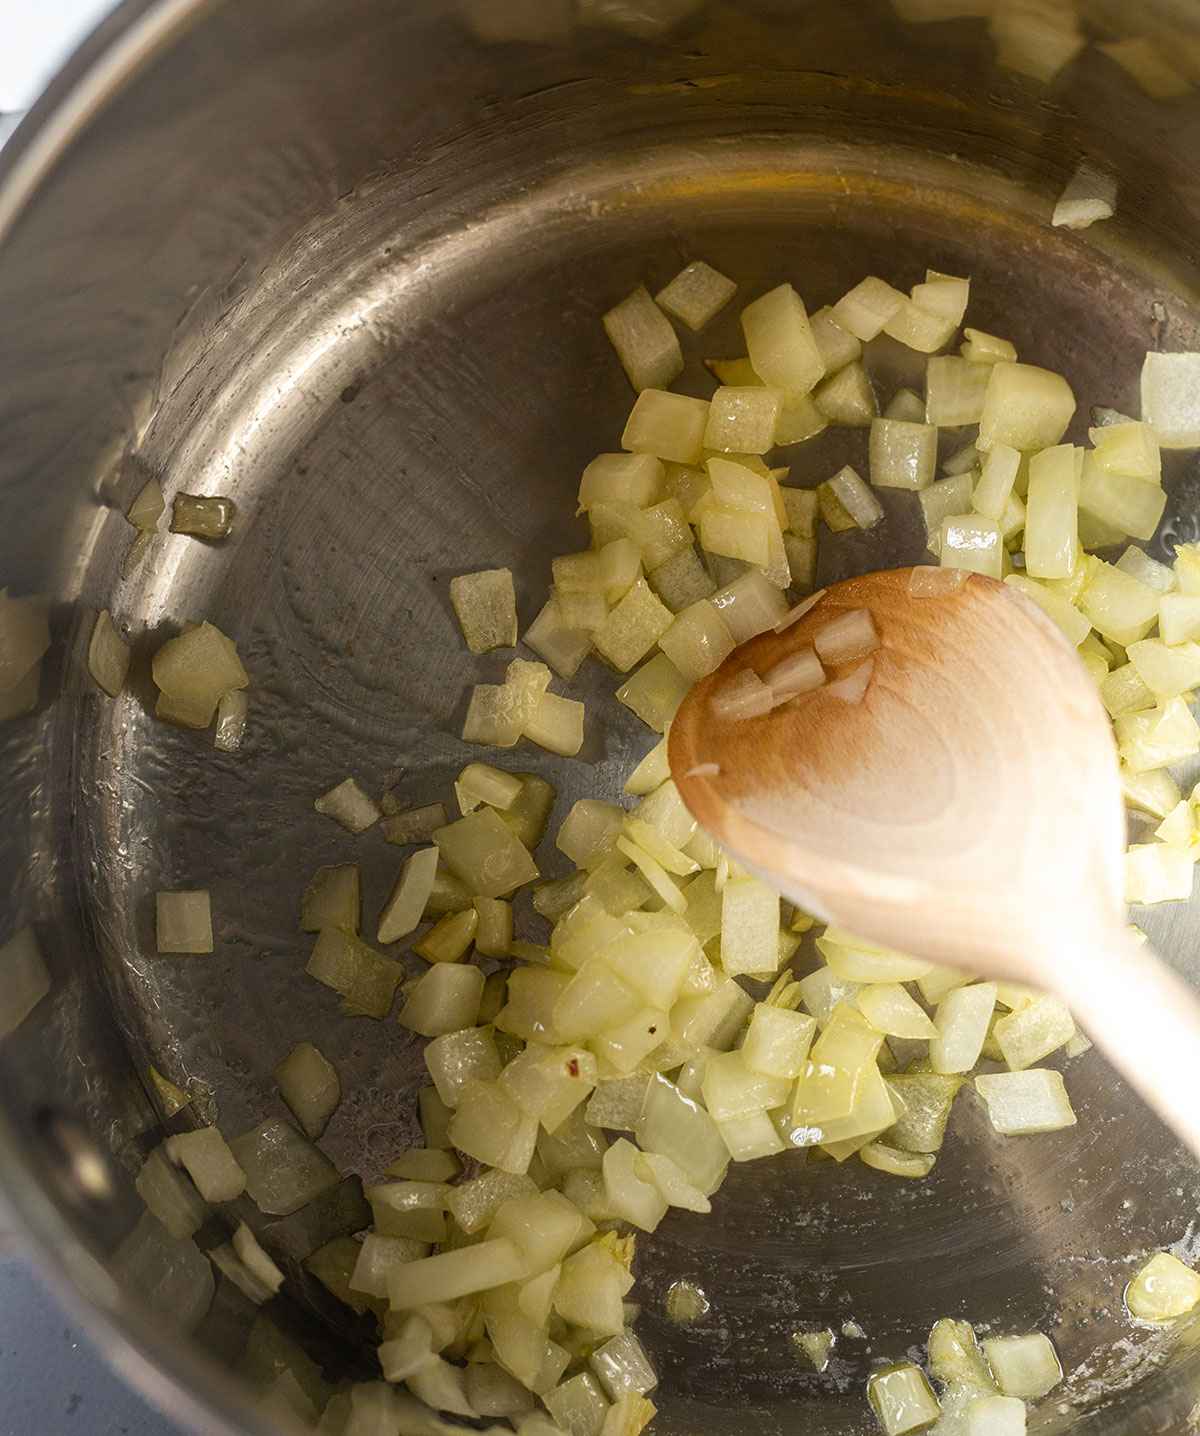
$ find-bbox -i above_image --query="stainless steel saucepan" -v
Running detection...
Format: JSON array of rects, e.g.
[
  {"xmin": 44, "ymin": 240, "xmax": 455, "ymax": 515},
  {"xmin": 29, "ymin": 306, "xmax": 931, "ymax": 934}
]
[{"xmin": 4, "ymin": 1, "xmax": 1200, "ymax": 1431}]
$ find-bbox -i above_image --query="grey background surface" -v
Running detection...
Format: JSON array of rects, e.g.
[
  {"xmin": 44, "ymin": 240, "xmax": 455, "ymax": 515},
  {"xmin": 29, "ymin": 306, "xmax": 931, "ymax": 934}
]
[{"xmin": 0, "ymin": 1245, "xmax": 185, "ymax": 1435}]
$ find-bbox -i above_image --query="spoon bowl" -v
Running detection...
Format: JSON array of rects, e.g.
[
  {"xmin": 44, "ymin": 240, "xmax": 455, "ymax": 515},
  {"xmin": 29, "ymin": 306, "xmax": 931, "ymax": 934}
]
[{"xmin": 671, "ymin": 565, "xmax": 1200, "ymax": 1155}]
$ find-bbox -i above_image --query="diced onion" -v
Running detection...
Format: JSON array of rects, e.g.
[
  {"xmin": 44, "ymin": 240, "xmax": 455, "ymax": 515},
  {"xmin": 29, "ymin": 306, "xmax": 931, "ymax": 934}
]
[
  {"xmin": 813, "ymin": 362, "xmax": 877, "ymax": 427},
  {"xmin": 274, "ymin": 1042, "xmax": 341, "ymax": 1138},
  {"xmin": 314, "ymin": 776, "xmax": 381, "ymax": 833},
  {"xmin": 710, "ymin": 569, "xmax": 789, "ymax": 642},
  {"xmin": 87, "ymin": 609, "xmax": 130, "ymax": 697},
  {"xmin": 655, "ymin": 261, "xmax": 737, "ymax": 332},
  {"xmin": 213, "ymin": 690, "xmax": 248, "ymax": 752},
  {"xmin": 822, "ymin": 465, "xmax": 883, "ymax": 530},
  {"xmin": 127, "ymin": 477, "xmax": 165, "ymax": 532},
  {"xmin": 940, "ymin": 515, "xmax": 1003, "ymax": 580},
  {"xmin": 170, "ymin": 493, "xmax": 235, "ymax": 539},
  {"xmin": 764, "ymin": 647, "xmax": 825, "ymax": 700},
  {"xmin": 830, "ymin": 276, "xmax": 906, "ymax": 341},
  {"xmin": 977, "ymin": 362, "xmax": 1075, "ymax": 454},
  {"xmin": 908, "ymin": 566, "xmax": 967, "ymax": 597},
  {"xmin": 980, "ymin": 1333, "xmax": 1063, "ymax": 1400},
  {"xmin": 1125, "ymin": 1251, "xmax": 1200, "ymax": 1322},
  {"xmin": 710, "ymin": 668, "xmax": 773, "ymax": 721},
  {"xmin": 809, "ymin": 305, "xmax": 862, "ymax": 372},
  {"xmin": 774, "ymin": 588, "xmax": 828, "ymax": 632},
  {"xmin": 813, "ymin": 609, "xmax": 879, "ymax": 665},
  {"xmin": 379, "ymin": 847, "xmax": 439, "ymax": 943},
  {"xmin": 621, "ymin": 389, "xmax": 709, "ymax": 465},
  {"xmin": 973, "ymin": 1071, "xmax": 1077, "ymax": 1136},
  {"xmin": 884, "ymin": 388, "xmax": 926, "ymax": 423},
  {"xmin": 867, "ymin": 1363, "xmax": 942, "ymax": 1436},
  {"xmin": 604, "ymin": 287, "xmax": 684, "ymax": 393},
  {"xmin": 228, "ymin": 1119, "xmax": 339, "ymax": 1216},
  {"xmin": 703, "ymin": 386, "xmax": 782, "ymax": 455},
  {"xmin": 740, "ymin": 284, "xmax": 825, "ymax": 395},
  {"xmin": 869, "ymin": 418, "xmax": 938, "ymax": 491},
  {"xmin": 156, "ymin": 890, "xmax": 213, "ymax": 955}
]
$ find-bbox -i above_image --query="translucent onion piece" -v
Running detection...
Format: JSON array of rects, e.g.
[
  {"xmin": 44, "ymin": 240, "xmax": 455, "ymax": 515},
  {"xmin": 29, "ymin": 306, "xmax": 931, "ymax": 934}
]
[
  {"xmin": 1141, "ymin": 351, "xmax": 1200, "ymax": 449},
  {"xmin": 399, "ymin": 964, "xmax": 485, "ymax": 1038},
  {"xmin": 813, "ymin": 609, "xmax": 879, "ymax": 666},
  {"xmin": 740, "ymin": 283, "xmax": 825, "ymax": 395},
  {"xmin": 655, "ymin": 260, "xmax": 737, "ymax": 332},
  {"xmin": 648, "ymin": 545, "xmax": 717, "ymax": 613},
  {"xmin": 170, "ymin": 493, "xmax": 235, "ymax": 539},
  {"xmin": 658, "ymin": 600, "xmax": 735, "ymax": 682},
  {"xmin": 156, "ymin": 890, "xmax": 213, "ymax": 955},
  {"xmin": 389, "ymin": 1238, "xmax": 525, "ymax": 1309},
  {"xmin": 830, "ymin": 276, "xmax": 906, "ymax": 341},
  {"xmin": 884, "ymin": 388, "xmax": 926, "ymax": 422},
  {"xmin": 710, "ymin": 668, "xmax": 773, "ymax": 721},
  {"xmin": 869, "ymin": 418, "xmax": 938, "ymax": 491},
  {"xmin": 615, "ymin": 653, "xmax": 690, "ymax": 732},
  {"xmin": 940, "ymin": 514, "xmax": 1003, "ymax": 579},
  {"xmin": 87, "ymin": 609, "xmax": 130, "ymax": 697},
  {"xmin": 1125, "ymin": 842, "xmax": 1196, "ymax": 904},
  {"xmin": 961, "ymin": 328, "xmax": 1017, "ymax": 365},
  {"xmin": 314, "ymin": 776, "xmax": 381, "ymax": 833},
  {"xmin": 973, "ymin": 1070, "xmax": 1077, "ymax": 1136},
  {"xmin": 378, "ymin": 847, "xmax": 439, "ymax": 944},
  {"xmin": 823, "ymin": 465, "xmax": 883, "ymax": 529},
  {"xmin": 523, "ymin": 598, "xmax": 593, "ymax": 681},
  {"xmin": 162, "ymin": 1125, "xmax": 246, "ymax": 1203},
  {"xmin": 867, "ymin": 1363, "xmax": 942, "ymax": 1435},
  {"xmin": 622, "ymin": 389, "xmax": 709, "ymax": 466},
  {"xmin": 297, "ymin": 861, "xmax": 358, "ymax": 942},
  {"xmin": 884, "ymin": 1074, "xmax": 963, "ymax": 1154},
  {"xmin": 977, "ymin": 362, "xmax": 1075, "ymax": 454},
  {"xmin": 882, "ymin": 298, "xmax": 957, "ymax": 354},
  {"xmin": 578, "ymin": 453, "xmax": 664, "ymax": 511},
  {"xmin": 793, "ymin": 1329, "xmax": 835, "ymax": 1372},
  {"xmin": 213, "ymin": 690, "xmax": 248, "ymax": 752},
  {"xmin": 229, "ymin": 1119, "xmax": 340, "ymax": 1216},
  {"xmin": 931, "ymin": 983, "xmax": 997, "ymax": 1074},
  {"xmin": 809, "ymin": 305, "xmax": 863, "ymax": 372},
  {"xmin": 624, "ymin": 736, "xmax": 670, "ymax": 796},
  {"xmin": 925, "ymin": 356, "xmax": 991, "ymax": 427},
  {"xmin": 135, "ymin": 1147, "xmax": 207, "ymax": 1239},
  {"xmin": 272, "ymin": 1042, "xmax": 340, "ymax": 1140},
  {"xmin": 604, "ymin": 287, "xmax": 684, "ymax": 393},
  {"xmin": 980, "ymin": 1333, "xmax": 1062, "ymax": 1400},
  {"xmin": 590, "ymin": 1331, "xmax": 658, "ymax": 1400},
  {"xmin": 813, "ymin": 362, "xmax": 877, "ymax": 427},
  {"xmin": 434, "ymin": 807, "xmax": 539, "ymax": 898},
  {"xmin": 704, "ymin": 387, "xmax": 782, "ymax": 455},
  {"xmin": 765, "ymin": 646, "xmax": 825, "ymax": 701},
  {"xmin": 1051, "ymin": 158, "xmax": 1116, "ymax": 229},
  {"xmin": 448, "ymin": 568, "xmax": 518, "ymax": 655},
  {"xmin": 909, "ymin": 566, "xmax": 967, "ymax": 597},
  {"xmin": 554, "ymin": 1240, "xmax": 634, "ymax": 1338},
  {"xmin": 127, "ymin": 476, "xmax": 165, "ymax": 532},
  {"xmin": 1126, "ymin": 1251, "xmax": 1200, "ymax": 1322},
  {"xmin": 231, "ymin": 1222, "xmax": 284, "ymax": 1297},
  {"xmin": 780, "ymin": 488, "xmax": 819, "ymax": 538},
  {"xmin": 1023, "ymin": 445, "xmax": 1079, "ymax": 580},
  {"xmin": 593, "ymin": 578, "xmax": 674, "ymax": 672},
  {"xmin": 710, "ymin": 569, "xmax": 789, "ymax": 642}
]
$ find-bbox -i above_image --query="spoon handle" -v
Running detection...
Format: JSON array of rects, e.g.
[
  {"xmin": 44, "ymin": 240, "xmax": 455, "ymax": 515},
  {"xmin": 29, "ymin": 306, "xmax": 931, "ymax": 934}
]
[{"xmin": 1060, "ymin": 925, "xmax": 1200, "ymax": 1159}]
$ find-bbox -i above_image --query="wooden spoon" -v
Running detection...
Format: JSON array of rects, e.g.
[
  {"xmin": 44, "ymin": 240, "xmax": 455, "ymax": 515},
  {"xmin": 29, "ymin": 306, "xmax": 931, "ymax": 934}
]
[{"xmin": 670, "ymin": 565, "xmax": 1200, "ymax": 1156}]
